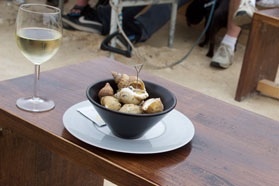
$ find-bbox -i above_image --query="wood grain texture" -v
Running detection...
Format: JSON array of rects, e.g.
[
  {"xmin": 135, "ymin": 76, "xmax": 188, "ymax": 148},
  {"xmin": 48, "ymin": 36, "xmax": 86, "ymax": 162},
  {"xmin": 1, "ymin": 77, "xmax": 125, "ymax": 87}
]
[
  {"xmin": 0, "ymin": 128, "xmax": 104, "ymax": 186},
  {"xmin": 0, "ymin": 57, "xmax": 279, "ymax": 185},
  {"xmin": 257, "ymin": 79, "xmax": 279, "ymax": 99},
  {"xmin": 235, "ymin": 8, "xmax": 279, "ymax": 101},
  {"xmin": 258, "ymin": 8, "xmax": 279, "ymax": 27}
]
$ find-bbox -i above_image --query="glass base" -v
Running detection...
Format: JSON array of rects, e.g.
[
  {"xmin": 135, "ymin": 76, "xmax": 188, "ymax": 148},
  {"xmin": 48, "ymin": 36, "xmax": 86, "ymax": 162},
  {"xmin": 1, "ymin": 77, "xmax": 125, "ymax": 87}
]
[{"xmin": 16, "ymin": 97, "xmax": 55, "ymax": 112}]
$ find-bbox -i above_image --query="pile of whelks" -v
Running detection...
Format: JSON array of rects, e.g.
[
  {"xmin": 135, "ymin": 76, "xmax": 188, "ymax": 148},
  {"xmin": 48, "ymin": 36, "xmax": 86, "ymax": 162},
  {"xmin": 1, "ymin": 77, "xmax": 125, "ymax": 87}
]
[{"xmin": 98, "ymin": 72, "xmax": 164, "ymax": 114}]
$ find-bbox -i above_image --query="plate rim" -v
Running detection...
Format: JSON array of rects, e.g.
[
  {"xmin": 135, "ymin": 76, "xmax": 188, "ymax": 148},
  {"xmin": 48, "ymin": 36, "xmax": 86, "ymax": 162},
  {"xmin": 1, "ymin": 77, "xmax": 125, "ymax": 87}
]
[{"xmin": 63, "ymin": 101, "xmax": 195, "ymax": 154}]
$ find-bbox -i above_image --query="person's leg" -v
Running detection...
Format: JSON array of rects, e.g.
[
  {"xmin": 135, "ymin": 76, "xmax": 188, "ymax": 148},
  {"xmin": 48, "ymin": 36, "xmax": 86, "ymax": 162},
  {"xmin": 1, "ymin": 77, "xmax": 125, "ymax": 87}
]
[
  {"xmin": 46, "ymin": 0, "xmax": 68, "ymax": 7},
  {"xmin": 97, "ymin": 6, "xmax": 145, "ymax": 35},
  {"xmin": 66, "ymin": 0, "xmax": 90, "ymax": 17},
  {"xmin": 135, "ymin": 0, "xmax": 190, "ymax": 42},
  {"xmin": 211, "ymin": 0, "xmax": 241, "ymax": 69},
  {"xmin": 62, "ymin": 2, "xmax": 104, "ymax": 33},
  {"xmin": 62, "ymin": 4, "xmax": 145, "ymax": 34},
  {"xmin": 226, "ymin": 0, "xmax": 242, "ymax": 47},
  {"xmin": 76, "ymin": 0, "xmax": 89, "ymax": 6},
  {"xmin": 62, "ymin": 0, "xmax": 189, "ymax": 38}
]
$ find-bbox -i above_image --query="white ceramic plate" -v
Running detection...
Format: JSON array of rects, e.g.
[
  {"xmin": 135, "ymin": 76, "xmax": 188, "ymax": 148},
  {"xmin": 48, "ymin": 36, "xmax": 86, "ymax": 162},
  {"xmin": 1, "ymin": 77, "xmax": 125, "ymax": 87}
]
[{"xmin": 63, "ymin": 101, "xmax": 195, "ymax": 154}]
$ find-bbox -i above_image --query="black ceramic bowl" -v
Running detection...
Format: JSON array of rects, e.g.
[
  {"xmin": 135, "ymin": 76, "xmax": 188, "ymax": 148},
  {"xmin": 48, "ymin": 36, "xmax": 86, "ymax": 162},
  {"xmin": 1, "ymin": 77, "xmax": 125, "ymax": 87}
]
[{"xmin": 86, "ymin": 79, "xmax": 177, "ymax": 139}]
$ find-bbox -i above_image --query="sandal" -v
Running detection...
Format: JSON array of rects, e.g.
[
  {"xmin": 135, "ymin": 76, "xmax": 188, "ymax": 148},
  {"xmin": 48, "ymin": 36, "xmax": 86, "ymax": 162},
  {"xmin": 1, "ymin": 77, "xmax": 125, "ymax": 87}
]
[{"xmin": 67, "ymin": 5, "xmax": 90, "ymax": 17}]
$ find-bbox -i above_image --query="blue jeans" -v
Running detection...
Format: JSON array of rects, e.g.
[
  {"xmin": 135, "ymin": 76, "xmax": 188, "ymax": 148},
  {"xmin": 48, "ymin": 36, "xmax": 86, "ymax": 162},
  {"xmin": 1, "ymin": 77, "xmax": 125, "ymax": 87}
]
[
  {"xmin": 137, "ymin": 0, "xmax": 190, "ymax": 41},
  {"xmin": 97, "ymin": 0, "xmax": 190, "ymax": 42}
]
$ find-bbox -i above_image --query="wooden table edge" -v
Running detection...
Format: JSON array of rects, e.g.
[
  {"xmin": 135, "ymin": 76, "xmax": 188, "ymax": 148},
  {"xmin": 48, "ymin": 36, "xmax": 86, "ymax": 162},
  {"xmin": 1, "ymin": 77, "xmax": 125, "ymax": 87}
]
[
  {"xmin": 0, "ymin": 108, "xmax": 159, "ymax": 186},
  {"xmin": 255, "ymin": 8, "xmax": 279, "ymax": 27}
]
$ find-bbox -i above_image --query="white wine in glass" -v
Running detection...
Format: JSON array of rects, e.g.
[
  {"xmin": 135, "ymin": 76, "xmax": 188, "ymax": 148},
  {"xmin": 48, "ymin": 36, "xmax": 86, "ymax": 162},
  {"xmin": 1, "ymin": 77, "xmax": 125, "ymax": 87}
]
[{"xmin": 15, "ymin": 4, "xmax": 62, "ymax": 112}]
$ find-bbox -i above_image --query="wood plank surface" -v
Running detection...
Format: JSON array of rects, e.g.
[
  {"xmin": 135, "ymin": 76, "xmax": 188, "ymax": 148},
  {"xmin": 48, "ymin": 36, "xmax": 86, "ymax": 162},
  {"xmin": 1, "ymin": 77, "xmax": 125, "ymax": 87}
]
[
  {"xmin": 0, "ymin": 128, "xmax": 104, "ymax": 186},
  {"xmin": 0, "ymin": 57, "xmax": 279, "ymax": 185},
  {"xmin": 257, "ymin": 79, "xmax": 279, "ymax": 99}
]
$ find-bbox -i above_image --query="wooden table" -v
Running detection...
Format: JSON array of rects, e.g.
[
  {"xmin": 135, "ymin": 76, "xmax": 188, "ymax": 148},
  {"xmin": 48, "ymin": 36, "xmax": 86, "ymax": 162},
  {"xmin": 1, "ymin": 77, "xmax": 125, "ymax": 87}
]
[
  {"xmin": 1, "ymin": 57, "xmax": 279, "ymax": 186},
  {"xmin": 235, "ymin": 8, "xmax": 279, "ymax": 101}
]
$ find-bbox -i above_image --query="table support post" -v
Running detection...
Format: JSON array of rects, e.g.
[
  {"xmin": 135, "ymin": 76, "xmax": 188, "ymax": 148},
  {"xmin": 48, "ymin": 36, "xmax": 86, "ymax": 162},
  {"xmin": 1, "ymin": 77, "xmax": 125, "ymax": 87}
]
[{"xmin": 235, "ymin": 9, "xmax": 279, "ymax": 101}]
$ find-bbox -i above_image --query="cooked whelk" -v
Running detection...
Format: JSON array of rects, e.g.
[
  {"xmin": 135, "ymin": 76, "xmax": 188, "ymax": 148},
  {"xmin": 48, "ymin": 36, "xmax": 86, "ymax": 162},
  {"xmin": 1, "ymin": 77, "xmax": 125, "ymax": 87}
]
[
  {"xmin": 112, "ymin": 72, "xmax": 145, "ymax": 90},
  {"xmin": 98, "ymin": 82, "xmax": 114, "ymax": 98},
  {"xmin": 119, "ymin": 104, "xmax": 143, "ymax": 114},
  {"xmin": 114, "ymin": 87, "xmax": 149, "ymax": 105},
  {"xmin": 97, "ymin": 72, "xmax": 165, "ymax": 114},
  {"xmin": 100, "ymin": 96, "xmax": 121, "ymax": 111},
  {"xmin": 111, "ymin": 71, "xmax": 122, "ymax": 83},
  {"xmin": 111, "ymin": 72, "xmax": 130, "ymax": 89},
  {"xmin": 142, "ymin": 98, "xmax": 164, "ymax": 113},
  {"xmin": 128, "ymin": 76, "xmax": 145, "ymax": 90}
]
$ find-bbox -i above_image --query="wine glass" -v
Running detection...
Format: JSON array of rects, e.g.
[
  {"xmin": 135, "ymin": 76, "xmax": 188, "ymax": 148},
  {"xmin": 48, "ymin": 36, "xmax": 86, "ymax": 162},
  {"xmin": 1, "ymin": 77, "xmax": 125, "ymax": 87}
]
[{"xmin": 15, "ymin": 4, "xmax": 62, "ymax": 112}]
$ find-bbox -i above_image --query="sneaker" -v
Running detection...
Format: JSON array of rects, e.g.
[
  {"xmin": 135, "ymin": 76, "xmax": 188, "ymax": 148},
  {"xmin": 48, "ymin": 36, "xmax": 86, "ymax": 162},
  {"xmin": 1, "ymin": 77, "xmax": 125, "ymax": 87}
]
[
  {"xmin": 62, "ymin": 8, "xmax": 103, "ymax": 34},
  {"xmin": 233, "ymin": 0, "xmax": 257, "ymax": 29},
  {"xmin": 210, "ymin": 44, "xmax": 234, "ymax": 69},
  {"xmin": 66, "ymin": 5, "xmax": 90, "ymax": 17},
  {"xmin": 257, "ymin": 0, "xmax": 279, "ymax": 8}
]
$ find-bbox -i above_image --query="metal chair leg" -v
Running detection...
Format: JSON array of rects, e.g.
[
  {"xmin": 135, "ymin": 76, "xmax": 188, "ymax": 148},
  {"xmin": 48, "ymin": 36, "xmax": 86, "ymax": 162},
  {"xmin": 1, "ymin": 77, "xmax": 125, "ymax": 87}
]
[
  {"xmin": 109, "ymin": 0, "xmax": 120, "ymax": 59},
  {"xmin": 168, "ymin": 0, "xmax": 178, "ymax": 48},
  {"xmin": 59, "ymin": 0, "xmax": 64, "ymax": 14}
]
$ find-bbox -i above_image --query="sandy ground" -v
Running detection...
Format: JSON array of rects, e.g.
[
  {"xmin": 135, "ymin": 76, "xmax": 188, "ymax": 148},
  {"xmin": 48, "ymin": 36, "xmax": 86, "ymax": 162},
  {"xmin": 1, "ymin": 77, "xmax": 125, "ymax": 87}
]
[{"xmin": 1, "ymin": 0, "xmax": 278, "ymax": 124}]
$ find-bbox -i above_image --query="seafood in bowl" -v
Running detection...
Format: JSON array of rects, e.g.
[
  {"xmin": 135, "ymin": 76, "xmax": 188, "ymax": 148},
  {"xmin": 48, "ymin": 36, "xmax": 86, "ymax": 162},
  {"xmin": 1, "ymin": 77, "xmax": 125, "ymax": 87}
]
[
  {"xmin": 99, "ymin": 72, "xmax": 164, "ymax": 114},
  {"xmin": 86, "ymin": 72, "xmax": 176, "ymax": 139}
]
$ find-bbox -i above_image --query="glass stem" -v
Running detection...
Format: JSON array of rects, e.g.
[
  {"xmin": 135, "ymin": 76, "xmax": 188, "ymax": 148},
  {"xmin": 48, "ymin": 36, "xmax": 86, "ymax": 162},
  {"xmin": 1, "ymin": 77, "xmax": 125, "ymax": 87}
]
[{"xmin": 33, "ymin": 65, "xmax": 40, "ymax": 99}]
